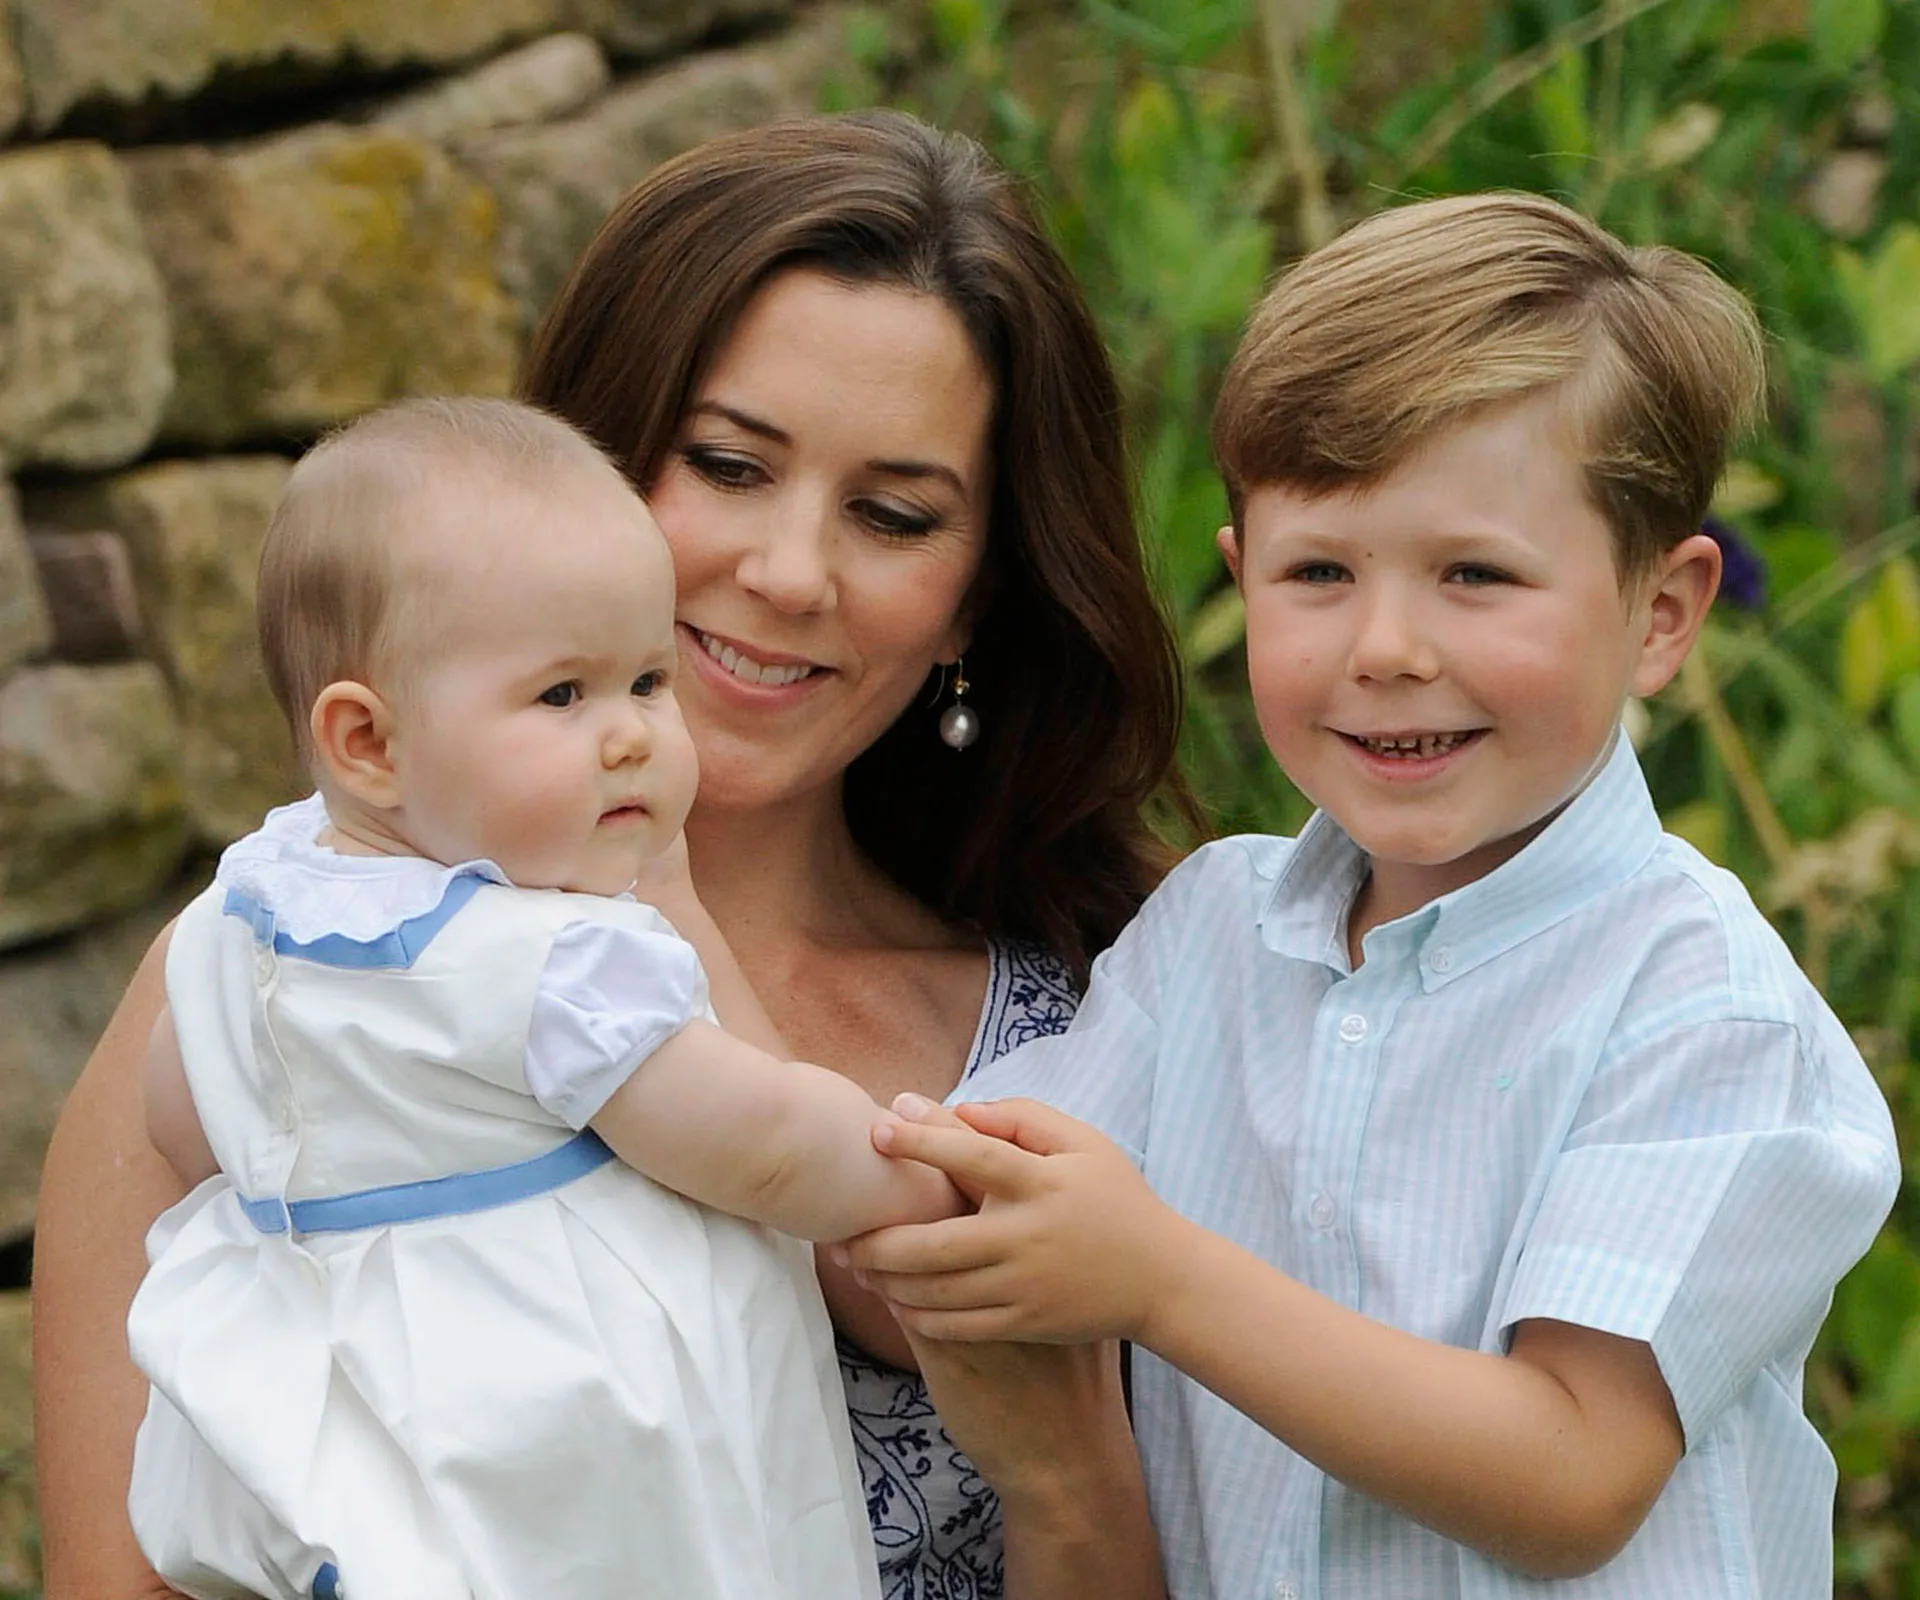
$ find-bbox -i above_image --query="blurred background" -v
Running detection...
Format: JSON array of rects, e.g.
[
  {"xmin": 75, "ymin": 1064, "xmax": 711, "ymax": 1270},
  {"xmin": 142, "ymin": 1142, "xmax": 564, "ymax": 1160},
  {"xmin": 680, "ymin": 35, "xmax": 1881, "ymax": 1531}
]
[{"xmin": 0, "ymin": 0, "xmax": 1916, "ymax": 1591}]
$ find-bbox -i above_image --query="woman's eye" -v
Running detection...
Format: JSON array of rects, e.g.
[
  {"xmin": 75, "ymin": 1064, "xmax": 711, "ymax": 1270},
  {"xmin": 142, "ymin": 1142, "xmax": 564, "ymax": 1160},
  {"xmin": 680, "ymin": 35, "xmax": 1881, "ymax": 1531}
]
[
  {"xmin": 537, "ymin": 681, "xmax": 580, "ymax": 708},
  {"xmin": 683, "ymin": 447, "xmax": 763, "ymax": 489},
  {"xmin": 856, "ymin": 498, "xmax": 940, "ymax": 539},
  {"xmin": 631, "ymin": 670, "xmax": 665, "ymax": 698}
]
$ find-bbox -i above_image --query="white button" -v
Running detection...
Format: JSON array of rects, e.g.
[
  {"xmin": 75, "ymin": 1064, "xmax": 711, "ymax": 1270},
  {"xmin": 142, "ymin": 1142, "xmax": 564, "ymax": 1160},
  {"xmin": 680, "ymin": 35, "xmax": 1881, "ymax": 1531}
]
[
  {"xmin": 1308, "ymin": 1193, "xmax": 1336, "ymax": 1230},
  {"xmin": 254, "ymin": 946, "xmax": 275, "ymax": 982},
  {"xmin": 1338, "ymin": 1012, "xmax": 1368, "ymax": 1043},
  {"xmin": 1273, "ymin": 1581, "xmax": 1299, "ymax": 1600},
  {"xmin": 271, "ymin": 1097, "xmax": 295, "ymax": 1132},
  {"xmin": 1429, "ymin": 946, "xmax": 1454, "ymax": 973}
]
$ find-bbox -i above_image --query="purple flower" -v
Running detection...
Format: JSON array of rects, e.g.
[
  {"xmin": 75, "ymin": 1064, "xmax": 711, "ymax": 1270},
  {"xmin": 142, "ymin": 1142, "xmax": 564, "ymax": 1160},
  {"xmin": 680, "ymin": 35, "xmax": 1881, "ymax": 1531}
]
[{"xmin": 1704, "ymin": 515, "xmax": 1766, "ymax": 610}]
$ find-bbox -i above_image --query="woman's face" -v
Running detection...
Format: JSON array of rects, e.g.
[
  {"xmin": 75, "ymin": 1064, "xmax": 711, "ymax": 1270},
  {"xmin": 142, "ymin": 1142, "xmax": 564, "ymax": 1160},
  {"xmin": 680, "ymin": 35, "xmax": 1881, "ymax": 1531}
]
[{"xmin": 650, "ymin": 267, "xmax": 995, "ymax": 818}]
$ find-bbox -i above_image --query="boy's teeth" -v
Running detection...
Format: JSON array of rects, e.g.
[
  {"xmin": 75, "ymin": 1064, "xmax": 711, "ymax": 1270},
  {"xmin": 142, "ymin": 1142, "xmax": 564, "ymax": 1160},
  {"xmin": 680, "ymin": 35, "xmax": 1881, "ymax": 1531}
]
[
  {"xmin": 1357, "ymin": 731, "xmax": 1472, "ymax": 759},
  {"xmin": 697, "ymin": 630, "xmax": 813, "ymax": 687}
]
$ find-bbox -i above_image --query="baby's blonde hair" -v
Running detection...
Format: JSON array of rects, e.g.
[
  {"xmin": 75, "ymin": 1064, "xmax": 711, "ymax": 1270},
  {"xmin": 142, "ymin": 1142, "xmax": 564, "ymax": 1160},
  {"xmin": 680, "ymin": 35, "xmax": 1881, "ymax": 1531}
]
[
  {"xmin": 256, "ymin": 395, "xmax": 629, "ymax": 761},
  {"xmin": 1213, "ymin": 192, "xmax": 1766, "ymax": 582}
]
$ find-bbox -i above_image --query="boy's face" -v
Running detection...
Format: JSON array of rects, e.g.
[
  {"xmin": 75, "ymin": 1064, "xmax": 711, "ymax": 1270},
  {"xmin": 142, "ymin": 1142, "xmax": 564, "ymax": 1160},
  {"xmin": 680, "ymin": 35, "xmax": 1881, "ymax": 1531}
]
[
  {"xmin": 1225, "ymin": 394, "xmax": 1716, "ymax": 924},
  {"xmin": 384, "ymin": 468, "xmax": 699, "ymax": 895}
]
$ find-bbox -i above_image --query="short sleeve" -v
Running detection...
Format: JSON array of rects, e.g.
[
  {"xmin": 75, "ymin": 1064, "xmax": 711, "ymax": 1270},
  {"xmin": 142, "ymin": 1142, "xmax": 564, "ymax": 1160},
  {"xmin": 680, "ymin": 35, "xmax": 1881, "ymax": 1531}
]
[
  {"xmin": 1498, "ymin": 1017, "xmax": 1899, "ymax": 1442},
  {"xmin": 524, "ymin": 916, "xmax": 710, "ymax": 1128},
  {"xmin": 952, "ymin": 848, "xmax": 1211, "ymax": 1165}
]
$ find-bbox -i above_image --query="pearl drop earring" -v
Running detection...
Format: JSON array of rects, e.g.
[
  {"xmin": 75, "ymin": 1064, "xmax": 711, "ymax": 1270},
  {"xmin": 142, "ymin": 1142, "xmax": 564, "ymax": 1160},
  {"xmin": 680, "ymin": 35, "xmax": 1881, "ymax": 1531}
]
[{"xmin": 938, "ymin": 658, "xmax": 980, "ymax": 750}]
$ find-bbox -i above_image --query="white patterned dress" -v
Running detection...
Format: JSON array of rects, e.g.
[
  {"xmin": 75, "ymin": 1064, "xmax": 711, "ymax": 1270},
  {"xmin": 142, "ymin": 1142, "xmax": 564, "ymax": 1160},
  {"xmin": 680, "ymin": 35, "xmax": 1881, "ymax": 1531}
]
[{"xmin": 838, "ymin": 941, "xmax": 1080, "ymax": 1600}]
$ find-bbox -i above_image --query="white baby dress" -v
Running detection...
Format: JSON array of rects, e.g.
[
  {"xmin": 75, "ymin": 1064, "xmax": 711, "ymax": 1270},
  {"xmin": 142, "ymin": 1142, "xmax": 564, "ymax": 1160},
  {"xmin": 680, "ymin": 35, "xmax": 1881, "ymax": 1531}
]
[{"xmin": 127, "ymin": 795, "xmax": 882, "ymax": 1600}]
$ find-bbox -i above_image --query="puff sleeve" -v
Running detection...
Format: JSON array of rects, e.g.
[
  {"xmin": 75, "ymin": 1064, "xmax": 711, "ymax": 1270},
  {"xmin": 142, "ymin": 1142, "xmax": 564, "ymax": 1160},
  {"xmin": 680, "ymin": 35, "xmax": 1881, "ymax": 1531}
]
[{"xmin": 524, "ymin": 914, "xmax": 712, "ymax": 1129}]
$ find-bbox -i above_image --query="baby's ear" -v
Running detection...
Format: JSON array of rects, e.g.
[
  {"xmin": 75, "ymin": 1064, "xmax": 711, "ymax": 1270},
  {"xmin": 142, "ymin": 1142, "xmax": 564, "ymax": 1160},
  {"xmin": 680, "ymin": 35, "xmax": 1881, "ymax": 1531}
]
[{"xmin": 310, "ymin": 681, "xmax": 400, "ymax": 809}]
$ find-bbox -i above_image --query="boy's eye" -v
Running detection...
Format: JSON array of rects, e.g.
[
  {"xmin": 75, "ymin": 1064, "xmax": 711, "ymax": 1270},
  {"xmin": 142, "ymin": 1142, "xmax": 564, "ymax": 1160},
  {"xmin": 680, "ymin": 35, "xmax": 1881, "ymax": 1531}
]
[
  {"xmin": 1447, "ymin": 564, "xmax": 1510, "ymax": 587},
  {"xmin": 1289, "ymin": 560, "xmax": 1350, "ymax": 584},
  {"xmin": 631, "ymin": 670, "xmax": 666, "ymax": 698},
  {"xmin": 537, "ymin": 681, "xmax": 581, "ymax": 708}
]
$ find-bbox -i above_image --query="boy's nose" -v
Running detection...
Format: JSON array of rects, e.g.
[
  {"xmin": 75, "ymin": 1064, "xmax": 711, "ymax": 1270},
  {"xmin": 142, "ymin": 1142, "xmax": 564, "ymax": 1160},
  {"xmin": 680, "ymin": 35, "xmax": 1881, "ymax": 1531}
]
[
  {"xmin": 603, "ymin": 705, "xmax": 653, "ymax": 767},
  {"xmin": 1348, "ymin": 592, "xmax": 1439, "ymax": 681}
]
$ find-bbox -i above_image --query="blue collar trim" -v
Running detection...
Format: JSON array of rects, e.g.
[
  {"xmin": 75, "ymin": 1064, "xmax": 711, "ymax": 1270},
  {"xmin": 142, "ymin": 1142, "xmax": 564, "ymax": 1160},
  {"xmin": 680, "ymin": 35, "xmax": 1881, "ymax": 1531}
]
[{"xmin": 222, "ymin": 871, "xmax": 487, "ymax": 970}]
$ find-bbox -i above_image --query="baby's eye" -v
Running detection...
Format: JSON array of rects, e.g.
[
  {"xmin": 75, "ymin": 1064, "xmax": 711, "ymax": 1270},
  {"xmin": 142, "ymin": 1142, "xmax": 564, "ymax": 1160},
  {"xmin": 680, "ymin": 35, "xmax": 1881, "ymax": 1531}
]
[
  {"xmin": 537, "ymin": 681, "xmax": 581, "ymax": 708},
  {"xmin": 631, "ymin": 670, "xmax": 666, "ymax": 698}
]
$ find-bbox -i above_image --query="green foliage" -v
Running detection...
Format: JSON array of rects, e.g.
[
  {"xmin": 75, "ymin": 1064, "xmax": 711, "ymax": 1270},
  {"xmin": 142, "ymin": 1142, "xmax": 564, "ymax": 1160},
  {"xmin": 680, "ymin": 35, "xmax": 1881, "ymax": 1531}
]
[{"xmin": 880, "ymin": 0, "xmax": 1920, "ymax": 1587}]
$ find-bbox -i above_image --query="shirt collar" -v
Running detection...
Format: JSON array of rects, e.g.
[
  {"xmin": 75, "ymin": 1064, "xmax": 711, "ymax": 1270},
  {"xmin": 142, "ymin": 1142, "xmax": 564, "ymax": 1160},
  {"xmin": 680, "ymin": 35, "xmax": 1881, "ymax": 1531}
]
[{"xmin": 1258, "ymin": 730, "xmax": 1663, "ymax": 986}]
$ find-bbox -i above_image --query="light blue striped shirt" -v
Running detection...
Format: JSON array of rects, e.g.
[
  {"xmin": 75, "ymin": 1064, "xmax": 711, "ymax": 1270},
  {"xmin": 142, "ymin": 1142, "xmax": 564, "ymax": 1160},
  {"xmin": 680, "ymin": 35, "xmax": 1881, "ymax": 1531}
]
[{"xmin": 962, "ymin": 734, "xmax": 1899, "ymax": 1600}]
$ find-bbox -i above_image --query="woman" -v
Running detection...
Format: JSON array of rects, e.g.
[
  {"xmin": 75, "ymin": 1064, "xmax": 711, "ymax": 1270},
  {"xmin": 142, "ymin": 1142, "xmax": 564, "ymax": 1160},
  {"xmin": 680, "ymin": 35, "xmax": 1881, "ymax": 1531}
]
[{"xmin": 34, "ymin": 110, "xmax": 1194, "ymax": 1598}]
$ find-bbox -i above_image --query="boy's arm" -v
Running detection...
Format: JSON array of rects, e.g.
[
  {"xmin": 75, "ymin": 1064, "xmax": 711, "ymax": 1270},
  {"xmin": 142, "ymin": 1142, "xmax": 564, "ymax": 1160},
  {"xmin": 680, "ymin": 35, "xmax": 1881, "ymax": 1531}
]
[
  {"xmin": 590, "ymin": 1019, "xmax": 964, "ymax": 1242},
  {"xmin": 141, "ymin": 1006, "xmax": 217, "ymax": 1188},
  {"xmin": 849, "ymin": 1098, "xmax": 1681, "ymax": 1579}
]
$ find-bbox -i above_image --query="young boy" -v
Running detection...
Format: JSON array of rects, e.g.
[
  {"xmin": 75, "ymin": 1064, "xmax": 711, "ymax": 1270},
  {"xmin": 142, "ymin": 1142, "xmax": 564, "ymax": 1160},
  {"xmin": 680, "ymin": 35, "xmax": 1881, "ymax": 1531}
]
[{"xmin": 845, "ymin": 193, "xmax": 1902, "ymax": 1599}]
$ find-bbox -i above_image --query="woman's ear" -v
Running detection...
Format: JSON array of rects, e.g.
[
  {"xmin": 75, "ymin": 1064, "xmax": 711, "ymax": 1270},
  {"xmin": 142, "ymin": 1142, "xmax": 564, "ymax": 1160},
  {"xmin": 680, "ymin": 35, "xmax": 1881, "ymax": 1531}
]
[
  {"xmin": 310, "ymin": 681, "xmax": 401, "ymax": 809},
  {"xmin": 1629, "ymin": 532, "xmax": 1722, "ymax": 699}
]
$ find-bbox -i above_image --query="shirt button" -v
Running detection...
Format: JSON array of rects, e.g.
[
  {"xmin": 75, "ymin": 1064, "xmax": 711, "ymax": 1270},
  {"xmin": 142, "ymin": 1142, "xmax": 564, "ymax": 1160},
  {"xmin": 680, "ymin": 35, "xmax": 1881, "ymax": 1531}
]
[
  {"xmin": 1308, "ymin": 1193, "xmax": 1336, "ymax": 1230},
  {"xmin": 1338, "ymin": 1012, "xmax": 1367, "ymax": 1043},
  {"xmin": 271, "ymin": 1097, "xmax": 295, "ymax": 1132},
  {"xmin": 254, "ymin": 946, "xmax": 275, "ymax": 983},
  {"xmin": 1273, "ymin": 1580, "xmax": 1299, "ymax": 1600},
  {"xmin": 1429, "ymin": 946, "xmax": 1454, "ymax": 973}
]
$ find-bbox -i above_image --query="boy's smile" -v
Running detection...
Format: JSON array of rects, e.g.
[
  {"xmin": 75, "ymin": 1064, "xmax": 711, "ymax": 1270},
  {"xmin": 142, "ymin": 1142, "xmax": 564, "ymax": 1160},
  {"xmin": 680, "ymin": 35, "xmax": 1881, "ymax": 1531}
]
[{"xmin": 1226, "ymin": 393, "xmax": 1719, "ymax": 940}]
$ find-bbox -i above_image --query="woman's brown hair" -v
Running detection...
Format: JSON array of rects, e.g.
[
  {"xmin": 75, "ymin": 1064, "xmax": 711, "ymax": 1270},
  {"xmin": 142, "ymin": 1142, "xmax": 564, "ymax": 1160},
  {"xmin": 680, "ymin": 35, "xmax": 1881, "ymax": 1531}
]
[{"xmin": 520, "ymin": 109, "xmax": 1196, "ymax": 978}]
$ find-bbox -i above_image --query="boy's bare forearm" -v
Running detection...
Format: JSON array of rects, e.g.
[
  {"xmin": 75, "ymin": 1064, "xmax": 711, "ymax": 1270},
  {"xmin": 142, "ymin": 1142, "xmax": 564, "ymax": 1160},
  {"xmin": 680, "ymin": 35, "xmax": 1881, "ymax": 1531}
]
[{"xmin": 1139, "ymin": 1220, "xmax": 1679, "ymax": 1577}]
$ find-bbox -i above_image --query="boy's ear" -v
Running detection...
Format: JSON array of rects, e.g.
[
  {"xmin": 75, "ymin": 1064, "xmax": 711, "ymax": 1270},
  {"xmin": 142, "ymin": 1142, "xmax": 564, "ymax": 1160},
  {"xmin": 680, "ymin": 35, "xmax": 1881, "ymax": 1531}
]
[
  {"xmin": 310, "ymin": 680, "xmax": 401, "ymax": 809},
  {"xmin": 1629, "ymin": 532, "xmax": 1721, "ymax": 699},
  {"xmin": 1216, "ymin": 524, "xmax": 1243, "ymax": 586}
]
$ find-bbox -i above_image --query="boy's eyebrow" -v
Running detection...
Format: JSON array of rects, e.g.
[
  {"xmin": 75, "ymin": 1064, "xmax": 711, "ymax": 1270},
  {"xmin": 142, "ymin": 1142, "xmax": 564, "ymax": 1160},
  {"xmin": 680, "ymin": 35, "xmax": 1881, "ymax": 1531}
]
[{"xmin": 689, "ymin": 400, "xmax": 971, "ymax": 498}]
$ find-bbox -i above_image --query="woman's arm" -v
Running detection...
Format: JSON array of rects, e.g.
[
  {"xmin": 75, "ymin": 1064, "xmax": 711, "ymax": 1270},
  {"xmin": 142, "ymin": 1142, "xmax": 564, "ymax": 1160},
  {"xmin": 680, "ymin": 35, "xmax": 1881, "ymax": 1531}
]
[
  {"xmin": 910, "ymin": 1334, "xmax": 1166, "ymax": 1600},
  {"xmin": 32, "ymin": 929, "xmax": 189, "ymax": 1600}
]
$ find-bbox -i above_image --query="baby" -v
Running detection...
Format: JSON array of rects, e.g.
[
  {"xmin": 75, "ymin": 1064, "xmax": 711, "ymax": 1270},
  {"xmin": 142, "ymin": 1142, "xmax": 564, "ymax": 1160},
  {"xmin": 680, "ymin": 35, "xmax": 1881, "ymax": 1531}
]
[{"xmin": 127, "ymin": 396, "xmax": 955, "ymax": 1600}]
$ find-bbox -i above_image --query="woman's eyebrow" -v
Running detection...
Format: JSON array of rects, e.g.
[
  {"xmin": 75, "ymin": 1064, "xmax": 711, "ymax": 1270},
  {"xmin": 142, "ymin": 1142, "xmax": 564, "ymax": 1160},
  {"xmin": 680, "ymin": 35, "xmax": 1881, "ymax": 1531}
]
[
  {"xmin": 868, "ymin": 458, "xmax": 968, "ymax": 496},
  {"xmin": 689, "ymin": 400, "xmax": 788, "ymax": 443}
]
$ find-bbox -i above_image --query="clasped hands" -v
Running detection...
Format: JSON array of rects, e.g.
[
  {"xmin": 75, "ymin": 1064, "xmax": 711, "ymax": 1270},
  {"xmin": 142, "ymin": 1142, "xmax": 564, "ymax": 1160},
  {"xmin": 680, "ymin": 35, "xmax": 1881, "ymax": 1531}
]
[{"xmin": 837, "ymin": 1095, "xmax": 1184, "ymax": 1348}]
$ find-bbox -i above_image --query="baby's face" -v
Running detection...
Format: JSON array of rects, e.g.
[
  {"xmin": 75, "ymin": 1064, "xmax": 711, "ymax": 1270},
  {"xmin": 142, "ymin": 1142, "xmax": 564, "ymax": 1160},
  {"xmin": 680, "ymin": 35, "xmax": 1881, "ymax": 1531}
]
[{"xmin": 384, "ymin": 466, "xmax": 698, "ymax": 895}]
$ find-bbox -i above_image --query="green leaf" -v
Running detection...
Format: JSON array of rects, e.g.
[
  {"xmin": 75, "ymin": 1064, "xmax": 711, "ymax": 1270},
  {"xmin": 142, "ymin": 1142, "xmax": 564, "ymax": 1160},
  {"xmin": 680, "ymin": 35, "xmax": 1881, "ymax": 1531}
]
[
  {"xmin": 1810, "ymin": 0, "xmax": 1887, "ymax": 70},
  {"xmin": 1894, "ymin": 676, "xmax": 1920, "ymax": 766},
  {"xmin": 1662, "ymin": 798, "xmax": 1730, "ymax": 862},
  {"xmin": 1841, "ymin": 590, "xmax": 1890, "ymax": 714},
  {"xmin": 1529, "ymin": 47, "xmax": 1592, "ymax": 182},
  {"xmin": 1835, "ymin": 224, "xmax": 1920, "ymax": 383},
  {"xmin": 1833, "ymin": 1228, "xmax": 1920, "ymax": 1385}
]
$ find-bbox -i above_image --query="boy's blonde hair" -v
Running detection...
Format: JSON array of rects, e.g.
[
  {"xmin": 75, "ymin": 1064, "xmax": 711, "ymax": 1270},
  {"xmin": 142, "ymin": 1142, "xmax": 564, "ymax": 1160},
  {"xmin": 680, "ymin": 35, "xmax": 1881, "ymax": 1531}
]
[
  {"xmin": 256, "ymin": 395, "xmax": 627, "ymax": 761},
  {"xmin": 1213, "ymin": 192, "xmax": 1766, "ymax": 581}
]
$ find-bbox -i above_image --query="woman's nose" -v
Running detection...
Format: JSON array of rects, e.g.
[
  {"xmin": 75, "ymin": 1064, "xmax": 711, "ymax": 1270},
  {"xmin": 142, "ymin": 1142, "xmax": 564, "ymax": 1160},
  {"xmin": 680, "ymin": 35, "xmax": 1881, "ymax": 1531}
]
[{"xmin": 735, "ymin": 495, "xmax": 836, "ymax": 613}]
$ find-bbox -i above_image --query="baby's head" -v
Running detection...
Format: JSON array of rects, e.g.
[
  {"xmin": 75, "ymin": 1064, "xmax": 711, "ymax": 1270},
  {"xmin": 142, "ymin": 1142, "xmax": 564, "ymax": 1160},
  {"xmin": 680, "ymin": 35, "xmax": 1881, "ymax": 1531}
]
[
  {"xmin": 1211, "ymin": 193, "xmax": 1764, "ymax": 909},
  {"xmin": 258, "ymin": 396, "xmax": 697, "ymax": 894}
]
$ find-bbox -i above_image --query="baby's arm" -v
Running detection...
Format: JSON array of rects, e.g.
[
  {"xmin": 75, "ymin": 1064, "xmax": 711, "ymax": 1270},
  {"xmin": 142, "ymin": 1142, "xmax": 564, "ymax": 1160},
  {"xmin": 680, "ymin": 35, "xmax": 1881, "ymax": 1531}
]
[
  {"xmin": 590, "ymin": 1019, "xmax": 964, "ymax": 1243},
  {"xmin": 141, "ymin": 1006, "xmax": 217, "ymax": 1188},
  {"xmin": 850, "ymin": 1098, "xmax": 1681, "ymax": 1578}
]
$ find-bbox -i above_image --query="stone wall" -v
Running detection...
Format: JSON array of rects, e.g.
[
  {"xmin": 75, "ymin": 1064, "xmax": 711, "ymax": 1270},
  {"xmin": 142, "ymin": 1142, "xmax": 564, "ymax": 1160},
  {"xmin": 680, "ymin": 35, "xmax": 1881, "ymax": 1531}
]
[{"xmin": 0, "ymin": 3, "xmax": 875, "ymax": 1574}]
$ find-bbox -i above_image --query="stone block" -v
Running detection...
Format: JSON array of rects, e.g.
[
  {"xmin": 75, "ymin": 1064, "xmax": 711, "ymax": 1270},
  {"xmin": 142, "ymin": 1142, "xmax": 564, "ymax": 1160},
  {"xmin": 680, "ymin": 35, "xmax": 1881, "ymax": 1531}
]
[
  {"xmin": 0, "ymin": 485, "xmax": 52, "ymax": 676},
  {"xmin": 563, "ymin": 0, "xmax": 794, "ymax": 63},
  {"xmin": 374, "ymin": 32, "xmax": 611, "ymax": 143},
  {"xmin": 126, "ymin": 125, "xmax": 519, "ymax": 450},
  {"xmin": 0, "ymin": 142, "xmax": 172, "ymax": 471},
  {"xmin": 0, "ymin": 866, "xmax": 202, "ymax": 1246},
  {"xmin": 15, "ymin": 0, "xmax": 568, "ymax": 132},
  {"xmin": 27, "ymin": 458, "xmax": 306, "ymax": 845},
  {"xmin": 26, "ymin": 527, "xmax": 145, "ymax": 662},
  {"xmin": 469, "ymin": 9, "xmax": 854, "ymax": 331},
  {"xmin": 0, "ymin": 1293, "xmax": 29, "ymax": 1595},
  {"xmin": 0, "ymin": 661, "xmax": 192, "ymax": 951}
]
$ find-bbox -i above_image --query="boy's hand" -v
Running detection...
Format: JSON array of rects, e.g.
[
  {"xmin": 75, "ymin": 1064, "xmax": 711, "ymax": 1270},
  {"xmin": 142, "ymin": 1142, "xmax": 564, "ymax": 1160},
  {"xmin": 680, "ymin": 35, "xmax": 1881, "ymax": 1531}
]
[{"xmin": 846, "ymin": 1096, "xmax": 1186, "ymax": 1345}]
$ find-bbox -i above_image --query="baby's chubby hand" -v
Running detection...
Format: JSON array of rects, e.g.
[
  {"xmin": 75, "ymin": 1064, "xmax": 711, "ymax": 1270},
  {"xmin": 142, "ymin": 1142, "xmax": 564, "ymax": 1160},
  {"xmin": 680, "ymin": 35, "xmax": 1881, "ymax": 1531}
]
[{"xmin": 845, "ymin": 1095, "xmax": 1188, "ymax": 1346}]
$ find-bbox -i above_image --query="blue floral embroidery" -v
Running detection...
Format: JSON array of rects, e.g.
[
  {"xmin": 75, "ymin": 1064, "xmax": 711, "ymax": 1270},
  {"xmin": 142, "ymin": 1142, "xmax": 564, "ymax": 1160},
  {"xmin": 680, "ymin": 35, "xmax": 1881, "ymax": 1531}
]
[{"xmin": 839, "ymin": 942, "xmax": 1078, "ymax": 1599}]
